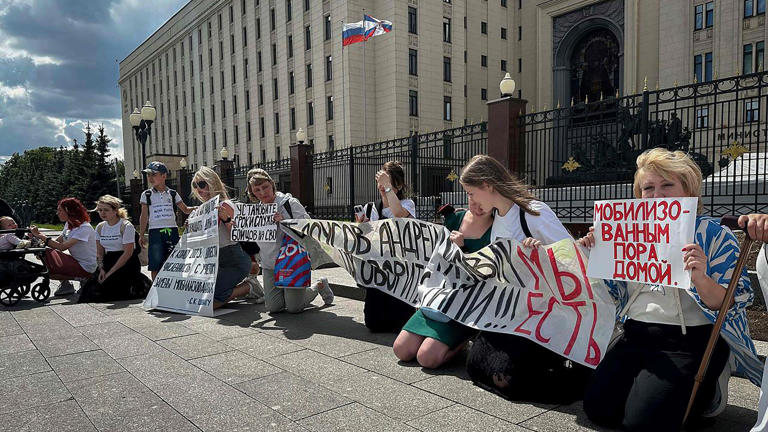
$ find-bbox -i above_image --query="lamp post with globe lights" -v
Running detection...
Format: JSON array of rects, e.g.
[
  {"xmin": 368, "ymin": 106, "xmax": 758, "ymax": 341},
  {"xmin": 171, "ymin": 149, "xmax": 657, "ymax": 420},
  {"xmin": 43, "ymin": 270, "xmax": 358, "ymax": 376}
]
[{"xmin": 129, "ymin": 101, "xmax": 156, "ymax": 189}]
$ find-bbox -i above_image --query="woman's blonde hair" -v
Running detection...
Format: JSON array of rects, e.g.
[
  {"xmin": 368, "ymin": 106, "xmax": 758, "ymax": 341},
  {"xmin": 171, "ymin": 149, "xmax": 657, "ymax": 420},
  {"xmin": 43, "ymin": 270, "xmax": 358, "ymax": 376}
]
[
  {"xmin": 93, "ymin": 195, "xmax": 129, "ymax": 220},
  {"xmin": 460, "ymin": 155, "xmax": 540, "ymax": 215},
  {"xmin": 246, "ymin": 168, "xmax": 276, "ymax": 202},
  {"xmin": 191, "ymin": 166, "xmax": 230, "ymax": 202},
  {"xmin": 633, "ymin": 148, "xmax": 703, "ymax": 212}
]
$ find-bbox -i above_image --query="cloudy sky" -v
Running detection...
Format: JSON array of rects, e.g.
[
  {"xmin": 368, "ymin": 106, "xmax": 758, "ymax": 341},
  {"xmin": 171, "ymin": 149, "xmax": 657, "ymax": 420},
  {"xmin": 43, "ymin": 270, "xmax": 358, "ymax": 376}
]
[{"xmin": 0, "ymin": 0, "xmax": 188, "ymax": 162}]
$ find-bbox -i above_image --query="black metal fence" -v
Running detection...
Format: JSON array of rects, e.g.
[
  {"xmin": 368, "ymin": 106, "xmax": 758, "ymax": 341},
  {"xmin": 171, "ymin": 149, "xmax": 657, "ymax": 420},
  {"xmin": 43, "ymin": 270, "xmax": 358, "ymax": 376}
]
[
  {"xmin": 521, "ymin": 72, "xmax": 768, "ymax": 222},
  {"xmin": 311, "ymin": 122, "xmax": 488, "ymax": 221},
  {"xmin": 232, "ymin": 157, "xmax": 292, "ymax": 202}
]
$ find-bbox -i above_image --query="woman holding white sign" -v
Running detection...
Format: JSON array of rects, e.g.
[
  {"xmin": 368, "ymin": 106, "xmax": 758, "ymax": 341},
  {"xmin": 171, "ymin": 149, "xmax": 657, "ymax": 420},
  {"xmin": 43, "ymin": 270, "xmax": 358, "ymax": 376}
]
[
  {"xmin": 191, "ymin": 167, "xmax": 252, "ymax": 309},
  {"xmin": 459, "ymin": 155, "xmax": 594, "ymax": 404},
  {"xmin": 393, "ymin": 199, "xmax": 492, "ymax": 368},
  {"xmin": 247, "ymin": 169, "xmax": 334, "ymax": 313},
  {"xmin": 579, "ymin": 148, "xmax": 761, "ymax": 430}
]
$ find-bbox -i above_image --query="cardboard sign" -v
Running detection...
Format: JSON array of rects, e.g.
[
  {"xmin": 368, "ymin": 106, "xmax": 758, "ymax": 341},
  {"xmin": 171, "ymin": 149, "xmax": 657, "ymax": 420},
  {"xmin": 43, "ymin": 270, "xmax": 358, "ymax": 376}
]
[
  {"xmin": 282, "ymin": 218, "xmax": 616, "ymax": 368},
  {"xmin": 586, "ymin": 197, "xmax": 698, "ymax": 289},
  {"xmin": 143, "ymin": 196, "xmax": 220, "ymax": 316},
  {"xmin": 231, "ymin": 203, "xmax": 278, "ymax": 242}
]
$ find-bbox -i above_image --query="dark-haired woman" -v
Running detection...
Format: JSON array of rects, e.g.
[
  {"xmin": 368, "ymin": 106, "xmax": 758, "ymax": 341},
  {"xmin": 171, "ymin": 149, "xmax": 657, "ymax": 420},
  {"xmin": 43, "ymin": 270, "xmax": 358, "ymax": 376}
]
[{"xmin": 355, "ymin": 161, "xmax": 418, "ymax": 332}]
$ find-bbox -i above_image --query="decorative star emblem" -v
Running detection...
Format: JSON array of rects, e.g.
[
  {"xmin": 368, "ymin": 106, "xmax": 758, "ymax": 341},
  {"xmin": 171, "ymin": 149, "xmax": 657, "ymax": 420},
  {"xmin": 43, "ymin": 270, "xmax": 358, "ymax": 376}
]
[
  {"xmin": 562, "ymin": 157, "xmax": 581, "ymax": 172},
  {"xmin": 446, "ymin": 169, "xmax": 459, "ymax": 182},
  {"xmin": 323, "ymin": 183, "xmax": 331, "ymax": 192},
  {"xmin": 722, "ymin": 141, "xmax": 748, "ymax": 160}
]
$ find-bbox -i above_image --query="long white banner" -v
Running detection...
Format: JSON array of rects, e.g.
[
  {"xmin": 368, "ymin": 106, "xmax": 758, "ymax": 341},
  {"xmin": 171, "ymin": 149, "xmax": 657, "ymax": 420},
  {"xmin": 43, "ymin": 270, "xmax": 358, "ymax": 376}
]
[
  {"xmin": 143, "ymin": 196, "xmax": 220, "ymax": 316},
  {"xmin": 282, "ymin": 218, "xmax": 616, "ymax": 367}
]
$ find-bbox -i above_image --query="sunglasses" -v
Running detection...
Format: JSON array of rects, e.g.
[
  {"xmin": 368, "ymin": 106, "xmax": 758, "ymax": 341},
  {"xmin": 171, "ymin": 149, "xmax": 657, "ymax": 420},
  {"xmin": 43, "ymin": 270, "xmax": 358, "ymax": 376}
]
[{"xmin": 193, "ymin": 180, "xmax": 208, "ymax": 189}]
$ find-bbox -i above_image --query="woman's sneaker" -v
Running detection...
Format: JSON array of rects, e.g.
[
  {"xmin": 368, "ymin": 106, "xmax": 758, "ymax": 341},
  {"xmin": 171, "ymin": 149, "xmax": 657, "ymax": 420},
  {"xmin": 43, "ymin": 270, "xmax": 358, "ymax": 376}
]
[
  {"xmin": 53, "ymin": 280, "xmax": 75, "ymax": 297},
  {"xmin": 244, "ymin": 275, "xmax": 265, "ymax": 304},
  {"xmin": 316, "ymin": 277, "xmax": 334, "ymax": 305}
]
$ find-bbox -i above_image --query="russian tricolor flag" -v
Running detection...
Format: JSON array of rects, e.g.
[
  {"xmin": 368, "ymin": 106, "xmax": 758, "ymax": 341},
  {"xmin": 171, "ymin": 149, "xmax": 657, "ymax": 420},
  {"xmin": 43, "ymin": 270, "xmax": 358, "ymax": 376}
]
[
  {"xmin": 342, "ymin": 21, "xmax": 365, "ymax": 46},
  {"xmin": 343, "ymin": 15, "xmax": 392, "ymax": 46}
]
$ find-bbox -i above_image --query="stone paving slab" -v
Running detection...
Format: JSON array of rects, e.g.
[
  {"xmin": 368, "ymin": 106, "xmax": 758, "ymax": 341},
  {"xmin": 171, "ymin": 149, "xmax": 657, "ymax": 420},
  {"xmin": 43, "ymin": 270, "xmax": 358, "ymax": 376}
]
[
  {"xmin": 0, "ymin": 264, "xmax": 762, "ymax": 431},
  {"xmin": 0, "ymin": 399, "xmax": 96, "ymax": 432}
]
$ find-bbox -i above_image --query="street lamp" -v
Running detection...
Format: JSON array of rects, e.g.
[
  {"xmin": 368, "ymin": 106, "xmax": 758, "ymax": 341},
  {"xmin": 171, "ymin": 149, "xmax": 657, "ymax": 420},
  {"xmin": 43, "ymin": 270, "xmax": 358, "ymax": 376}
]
[
  {"xmin": 131, "ymin": 101, "xmax": 156, "ymax": 189},
  {"xmin": 500, "ymin": 73, "xmax": 516, "ymax": 97},
  {"xmin": 296, "ymin": 128, "xmax": 306, "ymax": 144},
  {"xmin": 132, "ymin": 169, "xmax": 139, "ymax": 179},
  {"xmin": 179, "ymin": 157, "xmax": 187, "ymax": 169},
  {"xmin": 220, "ymin": 146, "xmax": 229, "ymax": 160}
]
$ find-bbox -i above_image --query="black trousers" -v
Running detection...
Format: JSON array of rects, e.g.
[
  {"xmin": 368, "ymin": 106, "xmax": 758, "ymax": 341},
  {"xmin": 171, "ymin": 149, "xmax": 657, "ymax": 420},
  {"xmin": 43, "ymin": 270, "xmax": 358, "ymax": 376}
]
[
  {"xmin": 466, "ymin": 331, "xmax": 594, "ymax": 404},
  {"xmin": 363, "ymin": 287, "xmax": 416, "ymax": 333},
  {"xmin": 583, "ymin": 319, "xmax": 730, "ymax": 432}
]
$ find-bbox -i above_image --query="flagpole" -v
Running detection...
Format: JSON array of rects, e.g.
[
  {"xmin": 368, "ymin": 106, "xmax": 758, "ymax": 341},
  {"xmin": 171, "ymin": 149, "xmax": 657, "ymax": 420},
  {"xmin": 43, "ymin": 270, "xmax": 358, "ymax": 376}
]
[
  {"xmin": 362, "ymin": 10, "xmax": 367, "ymax": 145},
  {"xmin": 340, "ymin": 20, "xmax": 347, "ymax": 150}
]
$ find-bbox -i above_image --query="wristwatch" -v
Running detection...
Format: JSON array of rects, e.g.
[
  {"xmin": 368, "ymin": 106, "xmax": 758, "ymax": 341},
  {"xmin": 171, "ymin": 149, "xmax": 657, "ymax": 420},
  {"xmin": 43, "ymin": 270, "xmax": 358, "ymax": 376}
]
[{"xmin": 384, "ymin": 186, "xmax": 392, "ymax": 193}]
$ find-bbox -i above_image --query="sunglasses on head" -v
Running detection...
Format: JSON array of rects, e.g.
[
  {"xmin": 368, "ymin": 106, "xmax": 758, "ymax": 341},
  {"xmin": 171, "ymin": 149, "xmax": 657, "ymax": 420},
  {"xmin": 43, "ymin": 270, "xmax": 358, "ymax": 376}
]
[{"xmin": 193, "ymin": 180, "xmax": 208, "ymax": 189}]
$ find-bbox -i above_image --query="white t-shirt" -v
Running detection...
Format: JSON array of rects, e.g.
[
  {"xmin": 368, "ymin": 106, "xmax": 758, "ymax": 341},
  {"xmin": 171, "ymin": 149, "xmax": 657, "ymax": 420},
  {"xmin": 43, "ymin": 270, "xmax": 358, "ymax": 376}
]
[
  {"xmin": 490, "ymin": 200, "xmax": 572, "ymax": 244},
  {"xmin": 98, "ymin": 220, "xmax": 136, "ymax": 253},
  {"xmin": 140, "ymin": 188, "xmax": 182, "ymax": 229},
  {"xmin": 366, "ymin": 199, "xmax": 416, "ymax": 221},
  {"xmin": 62, "ymin": 222, "xmax": 98, "ymax": 273},
  {"xmin": 627, "ymin": 284, "xmax": 711, "ymax": 326}
]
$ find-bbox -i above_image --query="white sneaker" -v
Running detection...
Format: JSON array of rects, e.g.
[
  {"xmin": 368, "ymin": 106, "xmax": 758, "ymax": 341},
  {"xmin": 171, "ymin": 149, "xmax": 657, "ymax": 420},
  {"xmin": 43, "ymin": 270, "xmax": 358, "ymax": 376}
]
[
  {"xmin": 316, "ymin": 277, "xmax": 334, "ymax": 305},
  {"xmin": 53, "ymin": 280, "xmax": 75, "ymax": 297},
  {"xmin": 244, "ymin": 275, "xmax": 265, "ymax": 304},
  {"xmin": 703, "ymin": 359, "xmax": 730, "ymax": 418}
]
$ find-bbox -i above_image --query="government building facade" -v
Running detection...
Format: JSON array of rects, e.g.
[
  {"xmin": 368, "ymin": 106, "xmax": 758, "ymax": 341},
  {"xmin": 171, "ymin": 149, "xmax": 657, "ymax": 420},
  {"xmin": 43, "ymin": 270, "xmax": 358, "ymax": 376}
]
[{"xmin": 119, "ymin": 0, "xmax": 767, "ymax": 178}]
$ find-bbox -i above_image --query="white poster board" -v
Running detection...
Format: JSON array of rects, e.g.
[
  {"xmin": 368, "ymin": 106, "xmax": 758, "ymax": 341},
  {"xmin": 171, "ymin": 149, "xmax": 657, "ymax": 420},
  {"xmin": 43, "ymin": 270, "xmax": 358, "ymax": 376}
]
[
  {"xmin": 143, "ymin": 196, "xmax": 220, "ymax": 316},
  {"xmin": 283, "ymin": 218, "xmax": 616, "ymax": 368},
  {"xmin": 231, "ymin": 202, "xmax": 278, "ymax": 242},
  {"xmin": 586, "ymin": 197, "xmax": 698, "ymax": 289}
]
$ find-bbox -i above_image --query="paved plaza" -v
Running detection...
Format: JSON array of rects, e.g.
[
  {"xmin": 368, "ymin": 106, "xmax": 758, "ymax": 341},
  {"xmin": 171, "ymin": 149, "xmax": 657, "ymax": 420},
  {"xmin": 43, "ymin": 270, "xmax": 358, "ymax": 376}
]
[{"xmin": 0, "ymin": 266, "xmax": 763, "ymax": 432}]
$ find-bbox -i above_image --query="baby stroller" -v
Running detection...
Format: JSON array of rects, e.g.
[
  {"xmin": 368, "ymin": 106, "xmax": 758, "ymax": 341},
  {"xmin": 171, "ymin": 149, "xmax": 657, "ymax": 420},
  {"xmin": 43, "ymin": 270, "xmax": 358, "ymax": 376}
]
[{"xmin": 0, "ymin": 199, "xmax": 51, "ymax": 306}]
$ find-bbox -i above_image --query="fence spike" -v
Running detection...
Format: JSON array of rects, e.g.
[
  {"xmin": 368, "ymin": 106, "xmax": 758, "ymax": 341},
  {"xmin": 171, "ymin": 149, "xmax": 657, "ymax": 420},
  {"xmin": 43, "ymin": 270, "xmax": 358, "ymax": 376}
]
[
  {"xmin": 674, "ymin": 79, "xmax": 679, "ymax": 87},
  {"xmin": 542, "ymin": 103, "xmax": 547, "ymax": 111},
  {"xmin": 655, "ymin": 81, "xmax": 659, "ymax": 90},
  {"xmin": 693, "ymin": 75, "xmax": 698, "ymax": 84},
  {"xmin": 643, "ymin": 76, "xmax": 648, "ymax": 91},
  {"xmin": 556, "ymin": 100, "xmax": 561, "ymax": 109},
  {"xmin": 599, "ymin": 91, "xmax": 603, "ymax": 101},
  {"xmin": 570, "ymin": 97, "xmax": 574, "ymax": 107},
  {"xmin": 714, "ymin": 69, "xmax": 718, "ymax": 79},
  {"xmin": 585, "ymin": 94, "xmax": 589, "ymax": 104}
]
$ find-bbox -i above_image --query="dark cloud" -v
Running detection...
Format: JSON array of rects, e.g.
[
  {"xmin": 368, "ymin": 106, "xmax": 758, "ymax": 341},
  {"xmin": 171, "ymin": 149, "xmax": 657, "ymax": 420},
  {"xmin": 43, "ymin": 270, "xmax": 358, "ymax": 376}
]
[{"xmin": 0, "ymin": 0, "xmax": 187, "ymax": 159}]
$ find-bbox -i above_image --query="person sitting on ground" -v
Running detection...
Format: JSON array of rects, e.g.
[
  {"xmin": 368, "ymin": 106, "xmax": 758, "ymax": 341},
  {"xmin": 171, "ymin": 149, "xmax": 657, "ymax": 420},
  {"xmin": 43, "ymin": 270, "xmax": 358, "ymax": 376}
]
[
  {"xmin": 355, "ymin": 160, "xmax": 418, "ymax": 332},
  {"xmin": 579, "ymin": 148, "xmax": 761, "ymax": 431},
  {"xmin": 0, "ymin": 216, "xmax": 31, "ymax": 250},
  {"xmin": 460, "ymin": 155, "xmax": 593, "ymax": 405},
  {"xmin": 29, "ymin": 198, "xmax": 98, "ymax": 296},
  {"xmin": 394, "ymin": 198, "xmax": 492, "ymax": 368},
  {"xmin": 247, "ymin": 168, "xmax": 334, "ymax": 313},
  {"xmin": 78, "ymin": 195, "xmax": 151, "ymax": 303},
  {"xmin": 190, "ymin": 167, "xmax": 252, "ymax": 309},
  {"xmin": 234, "ymin": 167, "xmax": 271, "ymax": 304}
]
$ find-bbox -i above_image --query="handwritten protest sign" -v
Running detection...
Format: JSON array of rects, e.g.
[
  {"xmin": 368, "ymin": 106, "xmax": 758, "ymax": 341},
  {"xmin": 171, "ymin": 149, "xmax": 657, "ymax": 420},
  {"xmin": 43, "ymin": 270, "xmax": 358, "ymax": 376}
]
[
  {"xmin": 282, "ymin": 218, "xmax": 616, "ymax": 367},
  {"xmin": 143, "ymin": 196, "xmax": 220, "ymax": 316},
  {"xmin": 586, "ymin": 197, "xmax": 697, "ymax": 289},
  {"xmin": 231, "ymin": 202, "xmax": 278, "ymax": 242}
]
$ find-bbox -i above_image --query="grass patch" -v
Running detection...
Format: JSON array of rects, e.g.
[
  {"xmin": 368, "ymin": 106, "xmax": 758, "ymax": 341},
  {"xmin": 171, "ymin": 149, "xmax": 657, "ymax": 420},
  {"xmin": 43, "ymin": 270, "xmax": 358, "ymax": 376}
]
[{"xmin": 30, "ymin": 222, "xmax": 64, "ymax": 231}]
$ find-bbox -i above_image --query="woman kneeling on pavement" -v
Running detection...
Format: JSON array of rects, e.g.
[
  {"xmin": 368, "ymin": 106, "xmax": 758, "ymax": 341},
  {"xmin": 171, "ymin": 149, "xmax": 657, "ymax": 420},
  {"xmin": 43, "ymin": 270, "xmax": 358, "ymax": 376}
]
[
  {"xmin": 78, "ymin": 195, "xmax": 151, "ymax": 302},
  {"xmin": 247, "ymin": 169, "xmax": 334, "ymax": 313},
  {"xmin": 29, "ymin": 198, "xmax": 97, "ymax": 297},
  {"xmin": 355, "ymin": 161, "xmax": 418, "ymax": 332},
  {"xmin": 461, "ymin": 155, "xmax": 593, "ymax": 404},
  {"xmin": 191, "ymin": 167, "xmax": 252, "ymax": 309},
  {"xmin": 393, "ymin": 197, "xmax": 492, "ymax": 368},
  {"xmin": 579, "ymin": 148, "xmax": 762, "ymax": 431}
]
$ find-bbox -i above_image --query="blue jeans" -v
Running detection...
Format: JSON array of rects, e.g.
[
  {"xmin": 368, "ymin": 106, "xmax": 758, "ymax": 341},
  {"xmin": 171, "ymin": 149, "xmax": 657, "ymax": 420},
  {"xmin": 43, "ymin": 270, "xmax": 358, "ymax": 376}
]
[
  {"xmin": 214, "ymin": 244, "xmax": 251, "ymax": 303},
  {"xmin": 148, "ymin": 227, "xmax": 179, "ymax": 271}
]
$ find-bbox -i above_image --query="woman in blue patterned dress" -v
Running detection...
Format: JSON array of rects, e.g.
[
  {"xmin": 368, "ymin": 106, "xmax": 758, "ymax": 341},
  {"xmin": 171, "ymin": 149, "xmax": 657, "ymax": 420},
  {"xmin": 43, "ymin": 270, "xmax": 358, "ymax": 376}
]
[{"xmin": 578, "ymin": 148, "xmax": 761, "ymax": 431}]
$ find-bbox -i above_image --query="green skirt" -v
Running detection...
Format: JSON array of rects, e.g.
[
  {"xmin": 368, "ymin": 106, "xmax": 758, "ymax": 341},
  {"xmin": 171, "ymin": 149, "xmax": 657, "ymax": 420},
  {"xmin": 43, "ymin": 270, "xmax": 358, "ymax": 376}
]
[{"xmin": 401, "ymin": 309, "xmax": 476, "ymax": 349}]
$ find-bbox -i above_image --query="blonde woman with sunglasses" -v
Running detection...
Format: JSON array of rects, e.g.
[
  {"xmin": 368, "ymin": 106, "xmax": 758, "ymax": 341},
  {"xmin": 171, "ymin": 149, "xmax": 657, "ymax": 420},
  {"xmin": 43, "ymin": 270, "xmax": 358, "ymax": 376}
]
[{"xmin": 191, "ymin": 167, "xmax": 252, "ymax": 309}]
